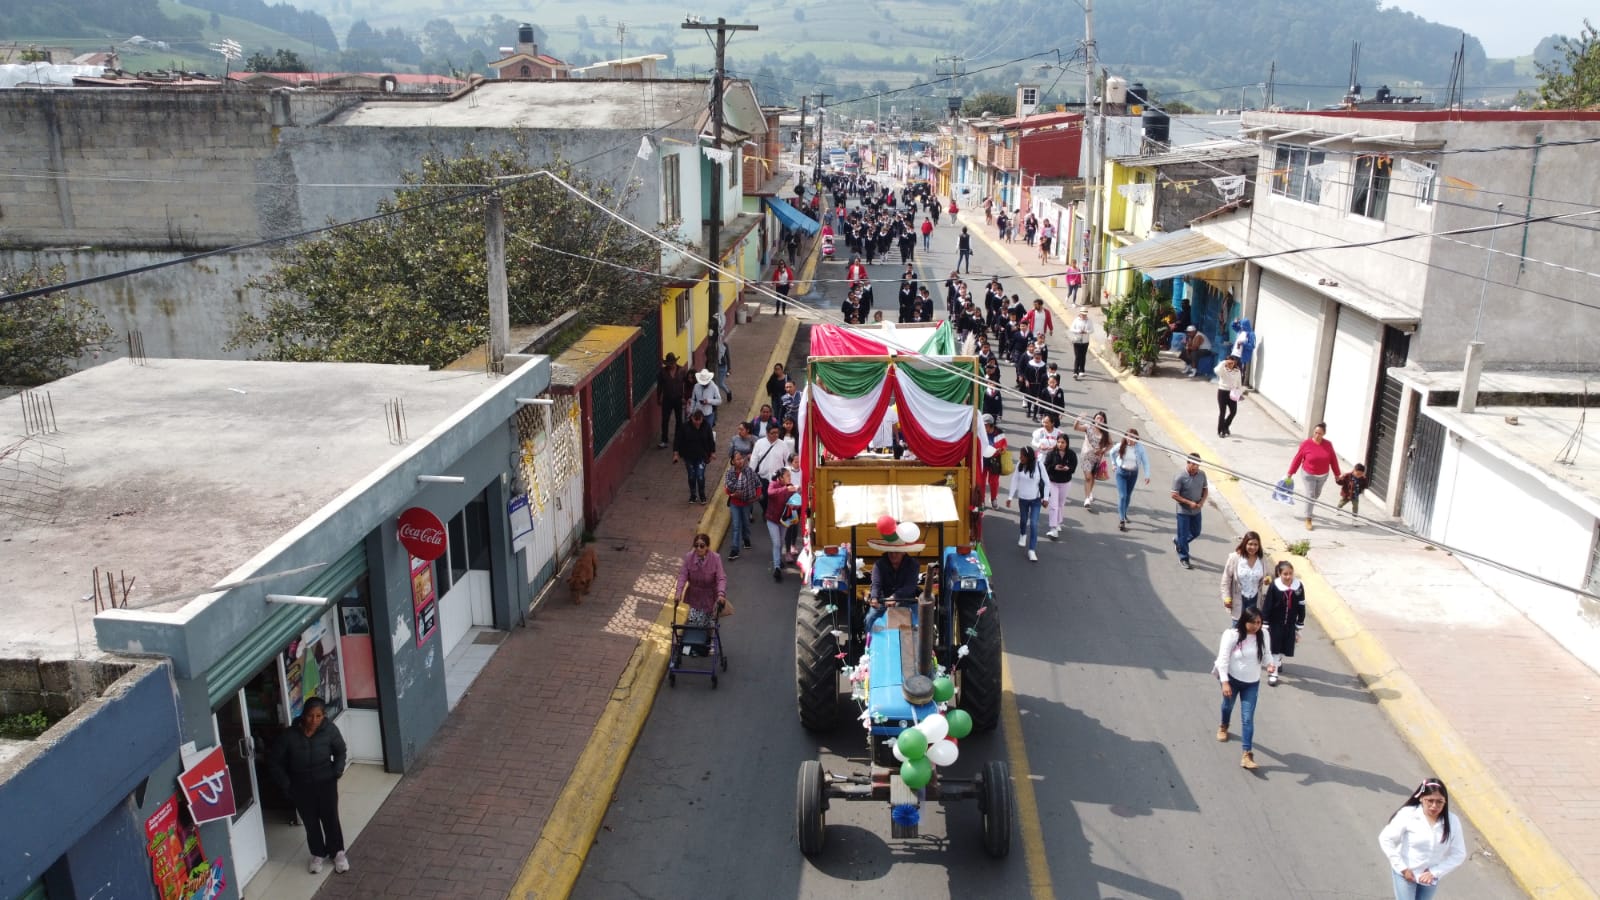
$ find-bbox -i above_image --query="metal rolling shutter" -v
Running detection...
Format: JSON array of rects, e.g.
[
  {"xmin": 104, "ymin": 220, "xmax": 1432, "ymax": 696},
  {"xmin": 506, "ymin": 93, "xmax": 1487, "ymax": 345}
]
[
  {"xmin": 1365, "ymin": 328, "xmax": 1412, "ymax": 498},
  {"xmin": 1253, "ymin": 272, "xmax": 1323, "ymax": 424},
  {"xmin": 1322, "ymin": 307, "xmax": 1380, "ymax": 459}
]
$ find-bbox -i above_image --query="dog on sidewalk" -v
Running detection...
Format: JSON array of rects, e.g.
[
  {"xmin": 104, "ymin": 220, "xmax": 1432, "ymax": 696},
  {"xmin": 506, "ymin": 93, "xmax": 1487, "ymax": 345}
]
[{"xmin": 567, "ymin": 543, "xmax": 599, "ymax": 604}]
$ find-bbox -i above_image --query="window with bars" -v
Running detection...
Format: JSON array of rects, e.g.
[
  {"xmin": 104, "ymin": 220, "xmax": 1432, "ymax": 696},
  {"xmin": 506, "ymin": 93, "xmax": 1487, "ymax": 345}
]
[
  {"xmin": 632, "ymin": 312, "xmax": 662, "ymax": 408},
  {"xmin": 663, "ymin": 154, "xmax": 682, "ymax": 224},
  {"xmin": 590, "ymin": 356, "xmax": 631, "ymax": 454},
  {"xmin": 675, "ymin": 289, "xmax": 690, "ymax": 332}
]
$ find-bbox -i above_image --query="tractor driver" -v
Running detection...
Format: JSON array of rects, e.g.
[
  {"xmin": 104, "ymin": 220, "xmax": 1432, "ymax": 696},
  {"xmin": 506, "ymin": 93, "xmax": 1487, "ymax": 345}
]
[{"xmin": 864, "ymin": 550, "xmax": 922, "ymax": 636}]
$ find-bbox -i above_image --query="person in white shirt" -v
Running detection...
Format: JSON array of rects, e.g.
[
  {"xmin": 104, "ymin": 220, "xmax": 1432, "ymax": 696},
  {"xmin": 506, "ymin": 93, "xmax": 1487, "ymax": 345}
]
[
  {"xmin": 1214, "ymin": 608, "xmax": 1274, "ymax": 769},
  {"xmin": 1379, "ymin": 778, "xmax": 1468, "ymax": 899},
  {"xmin": 689, "ymin": 369, "xmax": 723, "ymax": 428},
  {"xmin": 1030, "ymin": 414, "xmax": 1063, "ymax": 458},
  {"xmin": 1067, "ymin": 308, "xmax": 1094, "ymax": 380},
  {"xmin": 1004, "ymin": 445, "xmax": 1047, "ymax": 562},
  {"xmin": 751, "ymin": 425, "xmax": 794, "ymax": 485},
  {"xmin": 1214, "ymin": 355, "xmax": 1244, "ymax": 438}
]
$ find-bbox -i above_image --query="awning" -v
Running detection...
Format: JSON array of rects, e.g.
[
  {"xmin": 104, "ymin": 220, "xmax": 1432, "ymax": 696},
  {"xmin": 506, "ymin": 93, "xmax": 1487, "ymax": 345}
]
[
  {"xmin": 1116, "ymin": 228, "xmax": 1238, "ymax": 281},
  {"xmin": 832, "ymin": 484, "xmax": 961, "ymax": 528},
  {"xmin": 765, "ymin": 197, "xmax": 820, "ymax": 236}
]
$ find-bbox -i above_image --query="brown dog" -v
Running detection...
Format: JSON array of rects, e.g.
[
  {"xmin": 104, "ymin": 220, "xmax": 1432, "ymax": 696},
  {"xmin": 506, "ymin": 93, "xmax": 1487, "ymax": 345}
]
[{"xmin": 567, "ymin": 543, "xmax": 598, "ymax": 604}]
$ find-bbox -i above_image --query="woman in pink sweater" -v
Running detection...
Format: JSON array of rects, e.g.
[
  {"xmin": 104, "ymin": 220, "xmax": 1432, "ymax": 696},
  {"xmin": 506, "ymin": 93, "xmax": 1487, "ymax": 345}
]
[{"xmin": 1287, "ymin": 422, "xmax": 1342, "ymax": 531}]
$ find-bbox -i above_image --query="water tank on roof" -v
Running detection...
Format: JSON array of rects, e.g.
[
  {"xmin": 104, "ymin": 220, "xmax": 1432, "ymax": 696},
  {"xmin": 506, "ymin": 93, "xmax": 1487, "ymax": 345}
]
[
  {"xmin": 1141, "ymin": 107, "xmax": 1170, "ymax": 145},
  {"xmin": 1127, "ymin": 82, "xmax": 1149, "ymax": 115},
  {"xmin": 1105, "ymin": 76, "xmax": 1128, "ymax": 106},
  {"xmin": 518, "ymin": 23, "xmax": 535, "ymax": 44}
]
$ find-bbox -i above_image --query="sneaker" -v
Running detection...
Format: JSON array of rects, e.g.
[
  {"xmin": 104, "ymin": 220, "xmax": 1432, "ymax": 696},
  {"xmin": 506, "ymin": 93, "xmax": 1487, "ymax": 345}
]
[
  {"xmin": 772, "ymin": 566, "xmax": 783, "ymax": 582},
  {"xmin": 658, "ymin": 441, "xmax": 668, "ymax": 449},
  {"xmin": 1118, "ymin": 520, "xmax": 1127, "ymax": 532},
  {"xmin": 743, "ymin": 540, "xmax": 752, "ymax": 549},
  {"xmin": 1268, "ymin": 673, "xmax": 1279, "ymax": 686},
  {"xmin": 1046, "ymin": 527, "xmax": 1060, "ymax": 539},
  {"xmin": 333, "ymin": 851, "xmax": 350, "ymax": 874},
  {"xmin": 727, "ymin": 551, "xmax": 740, "ymax": 561},
  {"xmin": 1017, "ymin": 535, "xmax": 1027, "ymax": 547},
  {"xmin": 1181, "ymin": 558, "xmax": 1194, "ymax": 570},
  {"xmin": 1216, "ymin": 726, "xmax": 1228, "ymax": 742},
  {"xmin": 1028, "ymin": 550, "xmax": 1038, "ymax": 562},
  {"xmin": 1241, "ymin": 752, "xmax": 1258, "ymax": 770},
  {"xmin": 1082, "ymin": 498, "xmax": 1092, "ymax": 508},
  {"xmin": 308, "ymin": 856, "xmax": 325, "ymax": 875},
  {"xmin": 1304, "ymin": 518, "xmax": 1314, "ymax": 531}
]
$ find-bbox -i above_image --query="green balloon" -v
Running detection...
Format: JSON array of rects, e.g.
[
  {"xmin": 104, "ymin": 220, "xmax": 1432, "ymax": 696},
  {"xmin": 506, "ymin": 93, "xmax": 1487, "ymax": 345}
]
[
  {"xmin": 896, "ymin": 727, "xmax": 929, "ymax": 760},
  {"xmin": 946, "ymin": 708, "xmax": 974, "ymax": 740},
  {"xmin": 932, "ymin": 675, "xmax": 955, "ymax": 703},
  {"xmin": 900, "ymin": 757, "xmax": 933, "ymax": 790}
]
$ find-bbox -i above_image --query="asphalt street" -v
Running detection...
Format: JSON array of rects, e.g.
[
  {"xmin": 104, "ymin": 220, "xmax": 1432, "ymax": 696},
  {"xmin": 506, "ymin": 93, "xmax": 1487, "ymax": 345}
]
[{"xmin": 572, "ymin": 201, "xmax": 1521, "ymax": 898}]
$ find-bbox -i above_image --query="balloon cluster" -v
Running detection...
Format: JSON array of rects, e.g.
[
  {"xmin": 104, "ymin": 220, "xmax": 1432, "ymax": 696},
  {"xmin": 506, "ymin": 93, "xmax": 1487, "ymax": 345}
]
[
  {"xmin": 890, "ymin": 682, "xmax": 975, "ymax": 790},
  {"xmin": 875, "ymin": 515, "xmax": 920, "ymax": 545}
]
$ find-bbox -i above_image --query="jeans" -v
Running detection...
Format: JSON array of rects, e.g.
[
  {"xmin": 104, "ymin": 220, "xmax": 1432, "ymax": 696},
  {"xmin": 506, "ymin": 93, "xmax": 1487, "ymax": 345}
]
[
  {"xmin": 1067, "ymin": 284, "xmax": 1079, "ymax": 303},
  {"xmin": 958, "ymin": 249, "xmax": 972, "ymax": 272},
  {"xmin": 291, "ymin": 779, "xmax": 345, "ymax": 858},
  {"xmin": 1072, "ymin": 342, "xmax": 1090, "ymax": 375},
  {"xmin": 1046, "ymin": 481, "xmax": 1071, "ymax": 528},
  {"xmin": 1116, "ymin": 467, "xmax": 1138, "ymax": 521},
  {"xmin": 1174, "ymin": 510, "xmax": 1202, "ymax": 561},
  {"xmin": 684, "ymin": 460, "xmax": 707, "ymax": 500},
  {"xmin": 729, "ymin": 504, "xmax": 748, "ymax": 550},
  {"xmin": 1391, "ymin": 870, "xmax": 1439, "ymax": 900},
  {"xmin": 1017, "ymin": 497, "xmax": 1041, "ymax": 550},
  {"xmin": 1217, "ymin": 389, "xmax": 1237, "ymax": 435},
  {"xmin": 923, "ymin": 233, "xmax": 931, "ymax": 250},
  {"xmin": 1219, "ymin": 676, "xmax": 1260, "ymax": 752},
  {"xmin": 1300, "ymin": 472, "xmax": 1329, "ymax": 520},
  {"xmin": 767, "ymin": 519, "xmax": 785, "ymax": 569}
]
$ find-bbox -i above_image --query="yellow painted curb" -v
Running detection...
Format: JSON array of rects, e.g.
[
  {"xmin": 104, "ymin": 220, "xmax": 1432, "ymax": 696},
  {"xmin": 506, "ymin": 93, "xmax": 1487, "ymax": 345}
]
[
  {"xmin": 1001, "ymin": 654, "xmax": 1056, "ymax": 898},
  {"xmin": 795, "ymin": 236, "xmax": 823, "ymax": 297},
  {"xmin": 509, "ymin": 314, "xmax": 800, "ymax": 900},
  {"xmin": 1103, "ymin": 347, "xmax": 1595, "ymax": 900}
]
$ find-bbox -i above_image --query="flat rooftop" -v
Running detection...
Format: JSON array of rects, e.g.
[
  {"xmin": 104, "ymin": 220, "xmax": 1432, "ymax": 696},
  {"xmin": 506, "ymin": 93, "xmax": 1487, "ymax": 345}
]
[
  {"xmin": 332, "ymin": 79, "xmax": 710, "ymax": 131},
  {"xmin": 0, "ymin": 359, "xmax": 500, "ymax": 659}
]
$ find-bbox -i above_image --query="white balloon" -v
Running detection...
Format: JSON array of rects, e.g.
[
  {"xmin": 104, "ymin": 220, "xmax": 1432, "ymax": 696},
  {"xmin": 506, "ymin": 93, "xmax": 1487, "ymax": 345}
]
[
  {"xmin": 896, "ymin": 522, "xmax": 921, "ymax": 544},
  {"xmin": 891, "ymin": 741, "xmax": 908, "ymax": 763},
  {"xmin": 918, "ymin": 713, "xmax": 949, "ymax": 743},
  {"xmin": 926, "ymin": 739, "xmax": 959, "ymax": 767}
]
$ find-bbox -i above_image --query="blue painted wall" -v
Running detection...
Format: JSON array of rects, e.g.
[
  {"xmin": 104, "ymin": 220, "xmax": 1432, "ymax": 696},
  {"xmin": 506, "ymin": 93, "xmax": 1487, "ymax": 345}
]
[{"xmin": 0, "ymin": 662, "xmax": 182, "ymax": 899}]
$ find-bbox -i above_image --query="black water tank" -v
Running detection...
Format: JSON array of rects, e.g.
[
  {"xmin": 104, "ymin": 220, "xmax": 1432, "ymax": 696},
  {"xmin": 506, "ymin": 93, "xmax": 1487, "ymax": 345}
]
[
  {"xmin": 1142, "ymin": 107, "xmax": 1171, "ymax": 144},
  {"xmin": 1127, "ymin": 82, "xmax": 1149, "ymax": 108},
  {"xmin": 518, "ymin": 22, "xmax": 535, "ymax": 44}
]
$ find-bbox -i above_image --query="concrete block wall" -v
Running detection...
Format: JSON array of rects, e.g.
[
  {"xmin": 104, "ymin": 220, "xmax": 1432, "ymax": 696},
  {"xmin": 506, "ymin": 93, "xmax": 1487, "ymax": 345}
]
[
  {"xmin": 0, "ymin": 90, "xmax": 350, "ymax": 249},
  {"xmin": 0, "ymin": 657, "xmax": 132, "ymax": 717}
]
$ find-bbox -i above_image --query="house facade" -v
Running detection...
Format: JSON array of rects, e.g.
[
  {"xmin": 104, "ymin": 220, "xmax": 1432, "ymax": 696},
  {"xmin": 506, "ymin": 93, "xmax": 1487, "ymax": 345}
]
[{"xmin": 1198, "ymin": 110, "xmax": 1600, "ymax": 508}]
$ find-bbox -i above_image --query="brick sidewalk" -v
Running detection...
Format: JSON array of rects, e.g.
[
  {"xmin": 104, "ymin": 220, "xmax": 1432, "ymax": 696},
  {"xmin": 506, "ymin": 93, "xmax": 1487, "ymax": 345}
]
[{"xmin": 315, "ymin": 311, "xmax": 790, "ymax": 899}]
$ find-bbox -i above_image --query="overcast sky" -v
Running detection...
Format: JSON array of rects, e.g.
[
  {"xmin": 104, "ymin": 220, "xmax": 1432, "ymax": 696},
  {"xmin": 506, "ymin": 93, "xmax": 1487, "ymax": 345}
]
[{"xmin": 1385, "ymin": 0, "xmax": 1589, "ymax": 56}]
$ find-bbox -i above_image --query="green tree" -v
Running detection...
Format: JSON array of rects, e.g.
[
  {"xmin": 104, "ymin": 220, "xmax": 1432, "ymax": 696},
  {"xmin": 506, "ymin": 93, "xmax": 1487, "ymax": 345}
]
[
  {"xmin": 961, "ymin": 91, "xmax": 1015, "ymax": 117},
  {"xmin": 245, "ymin": 48, "xmax": 308, "ymax": 72},
  {"xmin": 1536, "ymin": 20, "xmax": 1600, "ymax": 109},
  {"xmin": 0, "ymin": 266, "xmax": 115, "ymax": 386},
  {"xmin": 229, "ymin": 147, "xmax": 667, "ymax": 369}
]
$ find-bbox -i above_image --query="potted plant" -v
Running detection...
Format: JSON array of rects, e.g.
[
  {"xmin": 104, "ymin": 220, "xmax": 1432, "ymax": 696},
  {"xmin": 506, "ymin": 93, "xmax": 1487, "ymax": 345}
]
[{"xmin": 1106, "ymin": 281, "xmax": 1164, "ymax": 375}]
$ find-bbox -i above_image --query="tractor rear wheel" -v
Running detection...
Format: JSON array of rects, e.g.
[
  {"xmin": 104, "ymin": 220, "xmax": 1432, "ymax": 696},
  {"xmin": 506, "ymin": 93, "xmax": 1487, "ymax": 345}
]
[
  {"xmin": 956, "ymin": 595, "xmax": 1003, "ymax": 734},
  {"xmin": 796, "ymin": 590, "xmax": 846, "ymax": 732}
]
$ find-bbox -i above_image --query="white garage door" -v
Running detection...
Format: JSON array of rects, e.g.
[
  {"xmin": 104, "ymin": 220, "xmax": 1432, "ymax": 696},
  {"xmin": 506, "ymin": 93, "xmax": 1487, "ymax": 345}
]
[
  {"xmin": 1322, "ymin": 307, "xmax": 1380, "ymax": 462},
  {"xmin": 1253, "ymin": 272, "xmax": 1324, "ymax": 424}
]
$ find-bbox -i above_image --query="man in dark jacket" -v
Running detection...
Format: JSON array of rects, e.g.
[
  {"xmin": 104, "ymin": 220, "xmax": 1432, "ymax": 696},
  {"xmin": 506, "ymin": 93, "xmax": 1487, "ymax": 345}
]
[
  {"xmin": 673, "ymin": 409, "xmax": 717, "ymax": 503},
  {"xmin": 658, "ymin": 353, "xmax": 688, "ymax": 449},
  {"xmin": 267, "ymin": 697, "xmax": 349, "ymax": 874}
]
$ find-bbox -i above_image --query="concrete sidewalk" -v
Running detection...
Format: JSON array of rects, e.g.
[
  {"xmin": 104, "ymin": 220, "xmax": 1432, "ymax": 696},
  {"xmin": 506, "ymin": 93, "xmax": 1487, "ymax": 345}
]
[
  {"xmin": 968, "ymin": 218, "xmax": 1600, "ymax": 899},
  {"xmin": 313, "ymin": 311, "xmax": 798, "ymax": 900}
]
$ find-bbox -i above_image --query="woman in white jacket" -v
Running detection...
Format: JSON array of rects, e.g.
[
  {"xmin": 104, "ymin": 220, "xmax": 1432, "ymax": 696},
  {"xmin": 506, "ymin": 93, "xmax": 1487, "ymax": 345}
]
[
  {"xmin": 1378, "ymin": 778, "xmax": 1467, "ymax": 900},
  {"xmin": 1005, "ymin": 445, "xmax": 1046, "ymax": 562},
  {"xmin": 1214, "ymin": 608, "xmax": 1274, "ymax": 769}
]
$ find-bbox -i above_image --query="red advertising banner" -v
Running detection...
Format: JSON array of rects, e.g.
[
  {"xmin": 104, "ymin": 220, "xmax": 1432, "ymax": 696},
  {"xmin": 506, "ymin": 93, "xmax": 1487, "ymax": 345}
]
[
  {"xmin": 177, "ymin": 746, "xmax": 237, "ymax": 825},
  {"xmin": 144, "ymin": 795, "xmax": 228, "ymax": 900},
  {"xmin": 411, "ymin": 555, "xmax": 438, "ymax": 648}
]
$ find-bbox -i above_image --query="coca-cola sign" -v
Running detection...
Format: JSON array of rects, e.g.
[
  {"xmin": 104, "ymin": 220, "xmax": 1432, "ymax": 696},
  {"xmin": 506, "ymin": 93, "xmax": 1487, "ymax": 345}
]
[{"xmin": 397, "ymin": 507, "xmax": 447, "ymax": 561}]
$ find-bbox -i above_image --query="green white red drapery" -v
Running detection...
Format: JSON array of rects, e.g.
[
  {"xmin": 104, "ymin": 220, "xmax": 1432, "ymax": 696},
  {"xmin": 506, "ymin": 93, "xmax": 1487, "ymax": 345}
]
[{"xmin": 804, "ymin": 326, "xmax": 978, "ymax": 468}]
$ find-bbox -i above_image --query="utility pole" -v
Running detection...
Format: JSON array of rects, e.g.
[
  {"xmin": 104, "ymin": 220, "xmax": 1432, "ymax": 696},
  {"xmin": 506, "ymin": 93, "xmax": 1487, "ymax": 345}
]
[
  {"xmin": 813, "ymin": 91, "xmax": 832, "ymax": 182},
  {"xmin": 616, "ymin": 22, "xmax": 627, "ymax": 60},
  {"xmin": 486, "ymin": 192, "xmax": 509, "ymax": 372},
  {"xmin": 1081, "ymin": 0, "xmax": 1103, "ymax": 306},
  {"xmin": 682, "ymin": 17, "xmax": 758, "ymax": 368},
  {"xmin": 799, "ymin": 95, "xmax": 808, "ymax": 166}
]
